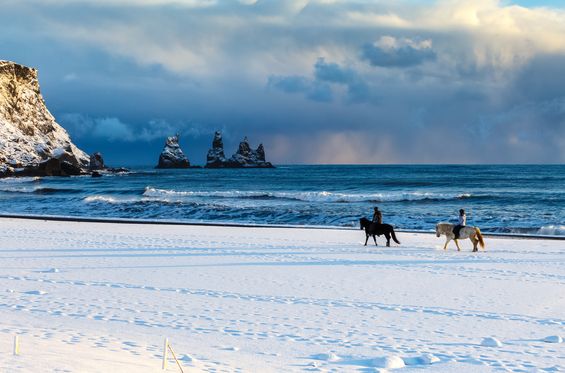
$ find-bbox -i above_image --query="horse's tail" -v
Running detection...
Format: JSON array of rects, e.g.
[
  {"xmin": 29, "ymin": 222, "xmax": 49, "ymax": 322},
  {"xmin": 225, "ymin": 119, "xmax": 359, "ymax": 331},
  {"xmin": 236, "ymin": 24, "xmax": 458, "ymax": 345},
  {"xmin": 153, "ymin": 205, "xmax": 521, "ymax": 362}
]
[
  {"xmin": 475, "ymin": 227, "xmax": 485, "ymax": 249},
  {"xmin": 391, "ymin": 229, "xmax": 401, "ymax": 245}
]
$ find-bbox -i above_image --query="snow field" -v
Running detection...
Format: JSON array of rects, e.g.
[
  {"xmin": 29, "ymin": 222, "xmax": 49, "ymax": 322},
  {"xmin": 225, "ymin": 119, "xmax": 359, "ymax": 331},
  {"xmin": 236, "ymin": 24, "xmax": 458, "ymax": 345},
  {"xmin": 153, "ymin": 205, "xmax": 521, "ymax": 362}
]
[{"xmin": 0, "ymin": 218, "xmax": 563, "ymax": 372}]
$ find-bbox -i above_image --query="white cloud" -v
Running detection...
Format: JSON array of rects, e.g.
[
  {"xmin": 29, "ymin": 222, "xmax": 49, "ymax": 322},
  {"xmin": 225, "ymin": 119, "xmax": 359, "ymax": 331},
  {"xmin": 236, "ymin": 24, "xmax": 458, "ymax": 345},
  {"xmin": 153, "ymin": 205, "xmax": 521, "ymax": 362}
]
[
  {"xmin": 20, "ymin": 0, "xmax": 565, "ymax": 81},
  {"xmin": 26, "ymin": 0, "xmax": 216, "ymax": 7}
]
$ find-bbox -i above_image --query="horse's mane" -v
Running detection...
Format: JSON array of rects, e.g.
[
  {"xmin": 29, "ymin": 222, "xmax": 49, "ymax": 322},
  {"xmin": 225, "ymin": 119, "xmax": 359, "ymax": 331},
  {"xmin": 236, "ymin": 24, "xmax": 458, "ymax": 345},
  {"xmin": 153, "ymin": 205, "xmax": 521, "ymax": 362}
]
[{"xmin": 436, "ymin": 222, "xmax": 452, "ymax": 226}]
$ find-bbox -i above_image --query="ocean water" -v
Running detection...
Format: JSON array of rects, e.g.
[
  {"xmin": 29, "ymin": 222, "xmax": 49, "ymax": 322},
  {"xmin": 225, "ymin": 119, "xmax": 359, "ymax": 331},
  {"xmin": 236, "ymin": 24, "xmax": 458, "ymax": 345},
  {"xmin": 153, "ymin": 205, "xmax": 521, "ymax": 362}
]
[{"xmin": 0, "ymin": 165, "xmax": 564, "ymax": 236}]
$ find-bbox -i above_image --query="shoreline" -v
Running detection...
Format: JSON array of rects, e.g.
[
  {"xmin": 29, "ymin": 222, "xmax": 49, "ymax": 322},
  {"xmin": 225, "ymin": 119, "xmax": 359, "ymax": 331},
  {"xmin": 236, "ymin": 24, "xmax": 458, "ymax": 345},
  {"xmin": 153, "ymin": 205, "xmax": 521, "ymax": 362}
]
[{"xmin": 1, "ymin": 212, "xmax": 563, "ymax": 241}]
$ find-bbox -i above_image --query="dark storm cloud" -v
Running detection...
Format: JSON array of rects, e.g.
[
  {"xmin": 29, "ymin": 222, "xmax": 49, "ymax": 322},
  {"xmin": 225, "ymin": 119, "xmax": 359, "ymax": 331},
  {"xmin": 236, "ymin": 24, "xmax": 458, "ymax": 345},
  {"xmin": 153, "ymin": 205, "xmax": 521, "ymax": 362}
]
[
  {"xmin": 314, "ymin": 58, "xmax": 357, "ymax": 83},
  {"xmin": 267, "ymin": 75, "xmax": 333, "ymax": 102},
  {"xmin": 361, "ymin": 39, "xmax": 436, "ymax": 68},
  {"xmin": 510, "ymin": 54, "xmax": 565, "ymax": 104},
  {"xmin": 269, "ymin": 58, "xmax": 371, "ymax": 104},
  {"xmin": 267, "ymin": 76, "xmax": 311, "ymax": 94}
]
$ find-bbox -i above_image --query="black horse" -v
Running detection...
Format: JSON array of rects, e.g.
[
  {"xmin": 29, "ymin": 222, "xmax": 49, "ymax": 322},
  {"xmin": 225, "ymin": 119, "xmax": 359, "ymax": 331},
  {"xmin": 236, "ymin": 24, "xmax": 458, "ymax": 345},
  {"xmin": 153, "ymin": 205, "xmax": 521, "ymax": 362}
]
[{"xmin": 359, "ymin": 217, "xmax": 401, "ymax": 247}]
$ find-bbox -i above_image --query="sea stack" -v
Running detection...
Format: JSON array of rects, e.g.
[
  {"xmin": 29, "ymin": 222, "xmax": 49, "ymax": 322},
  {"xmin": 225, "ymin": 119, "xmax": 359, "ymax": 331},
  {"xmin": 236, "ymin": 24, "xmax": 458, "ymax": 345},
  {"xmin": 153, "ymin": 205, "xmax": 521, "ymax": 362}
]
[
  {"xmin": 89, "ymin": 152, "xmax": 105, "ymax": 170},
  {"xmin": 205, "ymin": 131, "xmax": 273, "ymax": 168},
  {"xmin": 206, "ymin": 131, "xmax": 227, "ymax": 167},
  {"xmin": 228, "ymin": 137, "xmax": 274, "ymax": 168},
  {"xmin": 156, "ymin": 134, "xmax": 190, "ymax": 168},
  {"xmin": 0, "ymin": 60, "xmax": 89, "ymax": 177}
]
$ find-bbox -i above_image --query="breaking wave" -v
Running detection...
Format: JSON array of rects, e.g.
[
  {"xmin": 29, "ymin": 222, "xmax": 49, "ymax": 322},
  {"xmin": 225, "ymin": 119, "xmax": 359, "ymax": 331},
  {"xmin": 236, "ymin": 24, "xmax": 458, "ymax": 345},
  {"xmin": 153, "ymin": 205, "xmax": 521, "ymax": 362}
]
[
  {"xmin": 142, "ymin": 187, "xmax": 473, "ymax": 203},
  {"xmin": 488, "ymin": 226, "xmax": 565, "ymax": 236},
  {"xmin": 84, "ymin": 195, "xmax": 137, "ymax": 204},
  {"xmin": 0, "ymin": 186, "xmax": 81, "ymax": 194},
  {"xmin": 0, "ymin": 176, "xmax": 41, "ymax": 183},
  {"xmin": 537, "ymin": 225, "xmax": 565, "ymax": 236}
]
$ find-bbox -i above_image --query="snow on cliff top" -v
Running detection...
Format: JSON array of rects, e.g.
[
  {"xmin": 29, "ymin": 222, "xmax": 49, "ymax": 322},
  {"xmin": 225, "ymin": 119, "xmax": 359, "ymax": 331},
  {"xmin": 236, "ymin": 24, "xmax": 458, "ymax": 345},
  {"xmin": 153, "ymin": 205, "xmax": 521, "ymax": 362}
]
[{"xmin": 0, "ymin": 60, "xmax": 88, "ymax": 169}]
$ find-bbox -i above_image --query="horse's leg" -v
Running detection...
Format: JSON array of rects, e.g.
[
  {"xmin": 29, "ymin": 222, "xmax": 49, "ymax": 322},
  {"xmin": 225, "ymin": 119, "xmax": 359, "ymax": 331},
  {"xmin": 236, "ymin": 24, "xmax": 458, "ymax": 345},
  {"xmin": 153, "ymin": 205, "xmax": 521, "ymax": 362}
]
[
  {"xmin": 455, "ymin": 239, "xmax": 462, "ymax": 252},
  {"xmin": 443, "ymin": 237, "xmax": 450, "ymax": 250},
  {"xmin": 364, "ymin": 234, "xmax": 369, "ymax": 246},
  {"xmin": 471, "ymin": 236, "xmax": 478, "ymax": 252},
  {"xmin": 385, "ymin": 232, "xmax": 391, "ymax": 247},
  {"xmin": 373, "ymin": 235, "xmax": 378, "ymax": 246}
]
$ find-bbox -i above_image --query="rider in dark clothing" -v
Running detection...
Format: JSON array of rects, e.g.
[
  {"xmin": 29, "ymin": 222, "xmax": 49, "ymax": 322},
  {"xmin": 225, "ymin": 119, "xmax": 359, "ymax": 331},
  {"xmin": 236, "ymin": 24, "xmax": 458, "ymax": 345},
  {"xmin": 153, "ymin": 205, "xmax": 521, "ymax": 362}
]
[
  {"xmin": 372, "ymin": 207, "xmax": 383, "ymax": 224},
  {"xmin": 453, "ymin": 209, "xmax": 466, "ymax": 239}
]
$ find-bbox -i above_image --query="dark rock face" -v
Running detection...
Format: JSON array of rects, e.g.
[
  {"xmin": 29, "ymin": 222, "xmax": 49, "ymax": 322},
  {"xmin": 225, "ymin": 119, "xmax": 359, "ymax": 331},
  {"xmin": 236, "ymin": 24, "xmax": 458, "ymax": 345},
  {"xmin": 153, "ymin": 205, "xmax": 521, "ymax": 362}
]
[
  {"xmin": 156, "ymin": 134, "xmax": 190, "ymax": 169},
  {"xmin": 107, "ymin": 167, "xmax": 130, "ymax": 173},
  {"xmin": 89, "ymin": 152, "xmax": 105, "ymax": 170},
  {"xmin": 88, "ymin": 152, "xmax": 129, "ymax": 174},
  {"xmin": 205, "ymin": 132, "xmax": 273, "ymax": 168},
  {"xmin": 206, "ymin": 131, "xmax": 227, "ymax": 168},
  {"xmin": 10, "ymin": 158, "xmax": 83, "ymax": 177},
  {"xmin": 256, "ymin": 144, "xmax": 266, "ymax": 162}
]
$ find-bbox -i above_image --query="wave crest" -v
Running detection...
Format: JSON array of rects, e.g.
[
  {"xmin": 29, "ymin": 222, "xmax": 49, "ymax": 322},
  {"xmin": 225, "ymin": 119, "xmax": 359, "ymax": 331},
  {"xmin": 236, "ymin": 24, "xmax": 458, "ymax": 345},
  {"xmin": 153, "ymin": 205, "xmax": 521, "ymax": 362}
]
[
  {"xmin": 84, "ymin": 195, "xmax": 131, "ymax": 204},
  {"xmin": 0, "ymin": 186, "xmax": 80, "ymax": 194},
  {"xmin": 538, "ymin": 225, "xmax": 565, "ymax": 236},
  {"xmin": 142, "ymin": 187, "xmax": 473, "ymax": 203}
]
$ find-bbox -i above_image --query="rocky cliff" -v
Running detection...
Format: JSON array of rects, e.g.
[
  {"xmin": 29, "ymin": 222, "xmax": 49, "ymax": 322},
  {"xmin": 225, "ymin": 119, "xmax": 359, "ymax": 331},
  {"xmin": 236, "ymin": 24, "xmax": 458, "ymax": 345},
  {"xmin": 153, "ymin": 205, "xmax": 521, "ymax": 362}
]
[
  {"xmin": 206, "ymin": 132, "xmax": 273, "ymax": 168},
  {"xmin": 156, "ymin": 134, "xmax": 191, "ymax": 168},
  {"xmin": 0, "ymin": 60, "xmax": 89, "ymax": 177}
]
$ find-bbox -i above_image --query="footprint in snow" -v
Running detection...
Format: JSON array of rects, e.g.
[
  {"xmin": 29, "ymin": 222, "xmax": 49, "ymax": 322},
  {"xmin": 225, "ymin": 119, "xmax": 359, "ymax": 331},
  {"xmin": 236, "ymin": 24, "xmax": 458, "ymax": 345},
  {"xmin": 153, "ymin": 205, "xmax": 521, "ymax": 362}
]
[
  {"xmin": 24, "ymin": 290, "xmax": 47, "ymax": 295},
  {"xmin": 543, "ymin": 335, "xmax": 563, "ymax": 343},
  {"xmin": 481, "ymin": 337, "xmax": 503, "ymax": 347},
  {"xmin": 310, "ymin": 352, "xmax": 340, "ymax": 362},
  {"xmin": 403, "ymin": 354, "xmax": 440, "ymax": 365},
  {"xmin": 180, "ymin": 354, "xmax": 198, "ymax": 363},
  {"xmin": 221, "ymin": 346, "xmax": 239, "ymax": 351}
]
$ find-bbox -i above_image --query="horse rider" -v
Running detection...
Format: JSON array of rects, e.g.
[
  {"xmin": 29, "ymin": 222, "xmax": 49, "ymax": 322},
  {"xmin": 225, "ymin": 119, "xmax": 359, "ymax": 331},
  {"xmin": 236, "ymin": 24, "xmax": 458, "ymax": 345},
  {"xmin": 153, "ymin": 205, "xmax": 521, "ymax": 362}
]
[
  {"xmin": 372, "ymin": 206, "xmax": 383, "ymax": 225},
  {"xmin": 453, "ymin": 208, "xmax": 466, "ymax": 239}
]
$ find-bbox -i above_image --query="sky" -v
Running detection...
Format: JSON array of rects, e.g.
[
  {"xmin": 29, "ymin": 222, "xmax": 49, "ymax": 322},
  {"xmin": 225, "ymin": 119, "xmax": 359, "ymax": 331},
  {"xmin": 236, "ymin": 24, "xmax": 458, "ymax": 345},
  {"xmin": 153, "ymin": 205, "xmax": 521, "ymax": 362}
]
[{"xmin": 1, "ymin": 0, "xmax": 565, "ymax": 165}]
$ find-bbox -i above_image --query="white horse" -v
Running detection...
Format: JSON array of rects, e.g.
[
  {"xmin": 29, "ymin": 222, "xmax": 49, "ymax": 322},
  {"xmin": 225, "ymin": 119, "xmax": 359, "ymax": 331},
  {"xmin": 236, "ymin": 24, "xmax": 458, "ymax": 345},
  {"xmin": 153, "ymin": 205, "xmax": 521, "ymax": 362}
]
[{"xmin": 435, "ymin": 222, "xmax": 485, "ymax": 252}]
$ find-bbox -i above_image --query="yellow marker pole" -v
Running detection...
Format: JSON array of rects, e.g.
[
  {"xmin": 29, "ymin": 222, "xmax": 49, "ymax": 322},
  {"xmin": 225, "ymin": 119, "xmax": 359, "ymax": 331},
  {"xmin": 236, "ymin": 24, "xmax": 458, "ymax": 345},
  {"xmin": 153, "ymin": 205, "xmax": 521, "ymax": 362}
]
[
  {"xmin": 162, "ymin": 338, "xmax": 168, "ymax": 370},
  {"xmin": 13, "ymin": 335, "xmax": 20, "ymax": 356},
  {"xmin": 168, "ymin": 344, "xmax": 185, "ymax": 373}
]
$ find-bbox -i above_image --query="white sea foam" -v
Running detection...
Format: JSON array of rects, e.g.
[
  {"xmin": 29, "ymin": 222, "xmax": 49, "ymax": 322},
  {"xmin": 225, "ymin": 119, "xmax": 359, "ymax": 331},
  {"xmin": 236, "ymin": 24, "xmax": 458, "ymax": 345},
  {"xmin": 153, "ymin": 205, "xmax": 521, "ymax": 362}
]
[
  {"xmin": 0, "ymin": 176, "xmax": 41, "ymax": 183},
  {"xmin": 0, "ymin": 186, "xmax": 37, "ymax": 193},
  {"xmin": 537, "ymin": 225, "xmax": 565, "ymax": 236},
  {"xmin": 83, "ymin": 195, "xmax": 137, "ymax": 204},
  {"xmin": 143, "ymin": 187, "xmax": 472, "ymax": 203}
]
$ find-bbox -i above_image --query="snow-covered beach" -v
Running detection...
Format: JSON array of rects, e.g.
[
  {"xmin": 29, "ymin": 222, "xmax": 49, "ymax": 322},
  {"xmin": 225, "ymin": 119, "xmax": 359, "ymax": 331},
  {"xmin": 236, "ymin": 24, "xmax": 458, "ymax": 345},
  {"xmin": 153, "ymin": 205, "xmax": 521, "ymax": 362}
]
[{"xmin": 0, "ymin": 217, "xmax": 563, "ymax": 372}]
